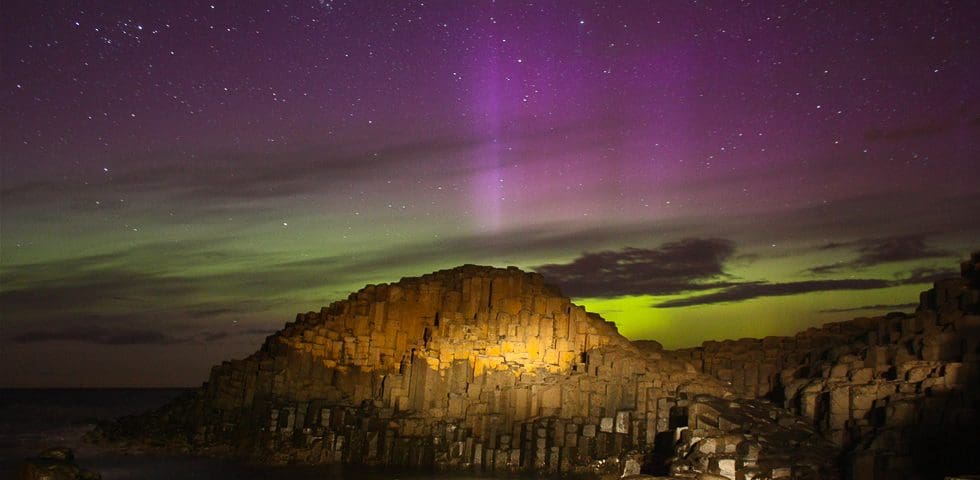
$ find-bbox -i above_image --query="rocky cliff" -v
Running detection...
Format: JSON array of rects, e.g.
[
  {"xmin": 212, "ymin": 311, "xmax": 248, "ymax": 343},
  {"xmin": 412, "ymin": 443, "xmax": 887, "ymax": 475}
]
[
  {"xmin": 670, "ymin": 252, "xmax": 980, "ymax": 479},
  {"xmin": 100, "ymin": 265, "xmax": 747, "ymax": 476}
]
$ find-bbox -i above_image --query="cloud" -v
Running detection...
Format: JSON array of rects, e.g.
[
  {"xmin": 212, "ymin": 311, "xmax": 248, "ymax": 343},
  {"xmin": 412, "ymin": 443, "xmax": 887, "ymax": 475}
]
[
  {"xmin": 0, "ymin": 234, "xmax": 357, "ymax": 305},
  {"xmin": 655, "ymin": 267, "xmax": 959, "ymax": 309},
  {"xmin": 808, "ymin": 234, "xmax": 951, "ymax": 274},
  {"xmin": 730, "ymin": 192, "xmax": 980, "ymax": 251},
  {"xmin": 219, "ymin": 221, "xmax": 709, "ymax": 299},
  {"xmin": 849, "ymin": 235, "xmax": 951, "ymax": 266},
  {"xmin": 0, "ymin": 269, "xmax": 199, "ymax": 315},
  {"xmin": 896, "ymin": 267, "xmax": 958, "ymax": 285},
  {"xmin": 1, "ymin": 120, "xmax": 615, "ymax": 208},
  {"xmin": 1, "ymin": 137, "xmax": 471, "ymax": 204},
  {"xmin": 0, "ymin": 241, "xmax": 311, "ymax": 342},
  {"xmin": 8, "ymin": 323, "xmax": 277, "ymax": 345},
  {"xmin": 0, "ymin": 262, "xmax": 314, "ymax": 334},
  {"xmin": 655, "ymin": 278, "xmax": 892, "ymax": 308},
  {"xmin": 533, "ymin": 238, "xmax": 738, "ymax": 298},
  {"xmin": 817, "ymin": 302, "xmax": 919, "ymax": 314},
  {"xmin": 195, "ymin": 328, "xmax": 277, "ymax": 342},
  {"xmin": 9, "ymin": 325, "xmax": 182, "ymax": 345}
]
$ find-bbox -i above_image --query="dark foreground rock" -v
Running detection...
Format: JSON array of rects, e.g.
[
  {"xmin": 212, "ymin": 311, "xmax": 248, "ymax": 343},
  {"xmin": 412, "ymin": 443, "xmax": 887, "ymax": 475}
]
[{"xmin": 16, "ymin": 447, "xmax": 101, "ymax": 480}]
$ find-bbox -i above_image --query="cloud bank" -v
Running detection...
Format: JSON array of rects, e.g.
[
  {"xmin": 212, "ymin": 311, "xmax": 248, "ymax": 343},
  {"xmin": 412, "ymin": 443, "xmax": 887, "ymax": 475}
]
[
  {"xmin": 809, "ymin": 234, "xmax": 951, "ymax": 274},
  {"xmin": 534, "ymin": 238, "xmax": 737, "ymax": 298}
]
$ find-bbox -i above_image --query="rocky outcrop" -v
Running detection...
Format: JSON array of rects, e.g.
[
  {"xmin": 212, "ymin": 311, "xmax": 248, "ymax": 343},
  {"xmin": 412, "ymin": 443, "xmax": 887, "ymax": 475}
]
[
  {"xmin": 16, "ymin": 447, "xmax": 101, "ymax": 480},
  {"xmin": 99, "ymin": 265, "xmax": 735, "ymax": 476},
  {"xmin": 670, "ymin": 320, "xmax": 874, "ymax": 400},
  {"xmin": 670, "ymin": 252, "xmax": 980, "ymax": 479},
  {"xmin": 660, "ymin": 395, "xmax": 838, "ymax": 479}
]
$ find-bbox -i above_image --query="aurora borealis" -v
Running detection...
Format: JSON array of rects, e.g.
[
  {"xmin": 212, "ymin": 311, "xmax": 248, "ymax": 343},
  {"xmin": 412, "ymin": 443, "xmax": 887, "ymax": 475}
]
[{"xmin": 1, "ymin": 1, "xmax": 978, "ymax": 387}]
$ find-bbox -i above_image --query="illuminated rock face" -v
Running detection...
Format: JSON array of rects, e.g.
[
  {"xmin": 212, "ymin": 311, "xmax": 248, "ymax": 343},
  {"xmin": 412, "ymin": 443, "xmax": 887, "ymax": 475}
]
[
  {"xmin": 672, "ymin": 252, "xmax": 980, "ymax": 480},
  {"xmin": 110, "ymin": 265, "xmax": 730, "ymax": 475}
]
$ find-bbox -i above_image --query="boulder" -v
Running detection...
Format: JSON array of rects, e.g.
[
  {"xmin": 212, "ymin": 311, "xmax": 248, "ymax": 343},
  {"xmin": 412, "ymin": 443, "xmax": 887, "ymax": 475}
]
[{"xmin": 16, "ymin": 448, "xmax": 100, "ymax": 480}]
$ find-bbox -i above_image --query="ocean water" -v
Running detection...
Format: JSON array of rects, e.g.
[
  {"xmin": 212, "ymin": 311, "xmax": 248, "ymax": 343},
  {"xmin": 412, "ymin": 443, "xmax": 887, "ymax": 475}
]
[{"xmin": 0, "ymin": 389, "xmax": 501, "ymax": 480}]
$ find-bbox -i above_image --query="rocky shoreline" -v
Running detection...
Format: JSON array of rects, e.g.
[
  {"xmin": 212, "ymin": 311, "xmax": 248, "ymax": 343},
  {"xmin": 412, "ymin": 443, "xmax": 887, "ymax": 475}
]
[{"xmin": 94, "ymin": 254, "xmax": 980, "ymax": 479}]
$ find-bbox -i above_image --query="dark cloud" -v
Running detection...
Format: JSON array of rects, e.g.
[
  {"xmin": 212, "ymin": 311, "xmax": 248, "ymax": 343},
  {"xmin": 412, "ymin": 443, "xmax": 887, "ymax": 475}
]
[
  {"xmin": 1, "ymin": 120, "xmax": 616, "ymax": 208},
  {"xmin": 249, "ymin": 221, "xmax": 708, "ymax": 297},
  {"xmin": 808, "ymin": 234, "xmax": 951, "ymax": 274},
  {"xmin": 850, "ymin": 235, "xmax": 951, "ymax": 266},
  {"xmin": 655, "ymin": 266, "xmax": 960, "ymax": 309},
  {"xmin": 0, "ymin": 269, "xmax": 199, "ymax": 315},
  {"xmin": 1, "ymin": 238, "xmax": 243, "ymax": 282},
  {"xmin": 817, "ymin": 302, "xmax": 919, "ymax": 314},
  {"xmin": 9, "ymin": 325, "xmax": 181, "ymax": 345},
  {"xmin": 737, "ymin": 192, "xmax": 980, "ymax": 249},
  {"xmin": 0, "ymin": 234, "xmax": 353, "ymax": 306},
  {"xmin": 533, "ymin": 238, "xmax": 737, "ymax": 298},
  {"xmin": 655, "ymin": 279, "xmax": 892, "ymax": 308},
  {"xmin": 0, "ymin": 243, "xmax": 308, "ymax": 338},
  {"xmin": 1, "ymin": 138, "xmax": 469, "ymax": 204},
  {"xmin": 897, "ymin": 267, "xmax": 958, "ymax": 285},
  {"xmin": 806, "ymin": 263, "xmax": 849, "ymax": 275},
  {"xmin": 8, "ymin": 323, "xmax": 277, "ymax": 345},
  {"xmin": 195, "ymin": 328, "xmax": 277, "ymax": 343},
  {"xmin": 0, "ymin": 262, "xmax": 312, "ymax": 328}
]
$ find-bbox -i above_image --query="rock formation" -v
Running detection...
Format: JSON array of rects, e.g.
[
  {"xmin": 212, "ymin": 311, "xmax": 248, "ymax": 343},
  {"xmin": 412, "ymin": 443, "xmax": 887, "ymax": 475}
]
[
  {"xmin": 98, "ymin": 254, "xmax": 980, "ymax": 479},
  {"xmin": 671, "ymin": 252, "xmax": 980, "ymax": 479},
  {"xmin": 659, "ymin": 395, "xmax": 838, "ymax": 479},
  {"xmin": 16, "ymin": 447, "xmax": 101, "ymax": 480},
  {"xmin": 100, "ymin": 266, "xmax": 738, "ymax": 476}
]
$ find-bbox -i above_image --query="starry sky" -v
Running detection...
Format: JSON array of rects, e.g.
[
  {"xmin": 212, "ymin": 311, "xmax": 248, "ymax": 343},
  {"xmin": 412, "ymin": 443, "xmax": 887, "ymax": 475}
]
[{"xmin": 1, "ymin": 0, "xmax": 978, "ymax": 387}]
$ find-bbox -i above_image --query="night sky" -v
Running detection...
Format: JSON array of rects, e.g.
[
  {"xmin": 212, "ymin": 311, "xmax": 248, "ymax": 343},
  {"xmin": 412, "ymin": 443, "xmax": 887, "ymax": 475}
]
[{"xmin": 2, "ymin": 1, "xmax": 977, "ymax": 387}]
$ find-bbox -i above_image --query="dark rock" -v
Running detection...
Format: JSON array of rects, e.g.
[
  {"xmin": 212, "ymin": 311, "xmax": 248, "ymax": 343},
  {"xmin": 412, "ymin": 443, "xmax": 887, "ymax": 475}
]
[
  {"xmin": 17, "ymin": 448, "xmax": 101, "ymax": 480},
  {"xmin": 37, "ymin": 447, "xmax": 74, "ymax": 462}
]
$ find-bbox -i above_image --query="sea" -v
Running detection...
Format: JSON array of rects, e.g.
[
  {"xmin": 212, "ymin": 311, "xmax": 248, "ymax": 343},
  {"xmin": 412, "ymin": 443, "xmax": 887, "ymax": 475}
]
[{"xmin": 0, "ymin": 388, "xmax": 503, "ymax": 480}]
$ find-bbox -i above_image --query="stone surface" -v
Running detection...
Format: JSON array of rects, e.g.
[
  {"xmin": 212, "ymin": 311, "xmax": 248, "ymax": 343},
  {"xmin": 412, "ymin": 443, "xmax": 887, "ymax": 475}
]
[{"xmin": 662, "ymin": 395, "xmax": 838, "ymax": 480}]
